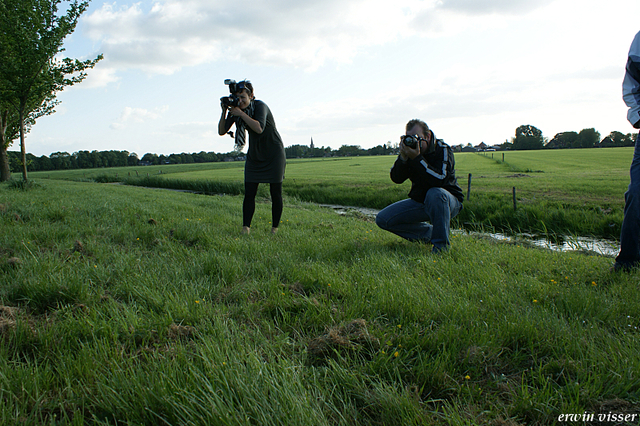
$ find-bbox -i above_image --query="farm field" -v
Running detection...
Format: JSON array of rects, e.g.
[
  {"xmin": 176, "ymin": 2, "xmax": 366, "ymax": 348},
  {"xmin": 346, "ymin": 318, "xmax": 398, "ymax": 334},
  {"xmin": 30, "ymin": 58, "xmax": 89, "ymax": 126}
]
[
  {"xmin": 0, "ymin": 177, "xmax": 639, "ymax": 425},
  {"xmin": 31, "ymin": 147, "xmax": 634, "ymax": 239}
]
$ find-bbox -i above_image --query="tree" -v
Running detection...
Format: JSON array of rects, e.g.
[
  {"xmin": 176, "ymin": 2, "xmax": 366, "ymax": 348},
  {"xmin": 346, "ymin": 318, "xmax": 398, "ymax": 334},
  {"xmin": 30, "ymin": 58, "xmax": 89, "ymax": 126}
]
[
  {"xmin": 141, "ymin": 153, "xmax": 160, "ymax": 165},
  {"xmin": 513, "ymin": 125, "xmax": 544, "ymax": 150},
  {"xmin": 600, "ymin": 131, "xmax": 635, "ymax": 147},
  {"xmin": 128, "ymin": 153, "xmax": 139, "ymax": 166},
  {"xmin": 0, "ymin": 101, "xmax": 19, "ymax": 180},
  {"xmin": 284, "ymin": 145, "xmax": 308, "ymax": 159},
  {"xmin": 546, "ymin": 131, "xmax": 578, "ymax": 149},
  {"xmin": 50, "ymin": 151, "xmax": 71, "ymax": 170},
  {"xmin": 578, "ymin": 128, "xmax": 600, "ymax": 149},
  {"xmin": 337, "ymin": 145, "xmax": 362, "ymax": 156},
  {"xmin": 0, "ymin": 0, "xmax": 102, "ymax": 182}
]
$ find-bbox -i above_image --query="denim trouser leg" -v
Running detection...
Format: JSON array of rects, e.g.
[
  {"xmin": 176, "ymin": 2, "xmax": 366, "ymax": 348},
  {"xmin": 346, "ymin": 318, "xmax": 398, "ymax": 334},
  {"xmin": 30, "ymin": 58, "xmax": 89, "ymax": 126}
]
[
  {"xmin": 616, "ymin": 133, "xmax": 640, "ymax": 267},
  {"xmin": 375, "ymin": 198, "xmax": 434, "ymax": 242},
  {"xmin": 426, "ymin": 188, "xmax": 462, "ymax": 250},
  {"xmin": 376, "ymin": 188, "xmax": 461, "ymax": 250}
]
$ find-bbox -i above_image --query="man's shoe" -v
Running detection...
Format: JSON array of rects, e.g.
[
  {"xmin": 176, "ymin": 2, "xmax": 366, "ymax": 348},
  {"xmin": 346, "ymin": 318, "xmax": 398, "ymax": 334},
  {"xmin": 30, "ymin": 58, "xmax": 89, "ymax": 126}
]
[
  {"xmin": 432, "ymin": 245, "xmax": 449, "ymax": 254},
  {"xmin": 611, "ymin": 261, "xmax": 639, "ymax": 273}
]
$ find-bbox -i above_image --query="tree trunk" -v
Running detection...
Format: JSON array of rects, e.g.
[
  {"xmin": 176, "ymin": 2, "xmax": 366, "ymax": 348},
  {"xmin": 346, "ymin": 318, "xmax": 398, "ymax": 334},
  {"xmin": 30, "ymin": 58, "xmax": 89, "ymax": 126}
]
[
  {"xmin": 0, "ymin": 110, "xmax": 10, "ymax": 182},
  {"xmin": 19, "ymin": 109, "xmax": 27, "ymax": 182},
  {"xmin": 0, "ymin": 147, "xmax": 10, "ymax": 182}
]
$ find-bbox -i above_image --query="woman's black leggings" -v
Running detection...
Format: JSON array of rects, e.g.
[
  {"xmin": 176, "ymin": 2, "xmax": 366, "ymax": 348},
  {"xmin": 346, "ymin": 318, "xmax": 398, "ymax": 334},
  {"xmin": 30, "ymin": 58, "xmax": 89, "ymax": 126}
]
[{"xmin": 243, "ymin": 182, "xmax": 283, "ymax": 228}]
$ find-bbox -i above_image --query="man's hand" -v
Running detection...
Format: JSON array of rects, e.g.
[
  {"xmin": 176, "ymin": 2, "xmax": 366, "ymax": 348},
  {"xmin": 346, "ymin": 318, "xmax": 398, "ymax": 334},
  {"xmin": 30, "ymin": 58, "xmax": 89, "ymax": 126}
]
[{"xmin": 399, "ymin": 141, "xmax": 421, "ymax": 161}]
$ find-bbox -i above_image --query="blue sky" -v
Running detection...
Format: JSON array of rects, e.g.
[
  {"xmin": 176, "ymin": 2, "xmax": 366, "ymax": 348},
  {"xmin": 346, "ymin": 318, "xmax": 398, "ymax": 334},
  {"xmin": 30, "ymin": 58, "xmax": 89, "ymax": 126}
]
[{"xmin": 18, "ymin": 0, "xmax": 640, "ymax": 157}]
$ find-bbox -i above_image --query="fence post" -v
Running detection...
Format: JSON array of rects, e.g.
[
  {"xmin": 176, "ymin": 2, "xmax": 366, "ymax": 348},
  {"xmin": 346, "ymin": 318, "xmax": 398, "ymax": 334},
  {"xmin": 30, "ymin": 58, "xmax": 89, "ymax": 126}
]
[
  {"xmin": 467, "ymin": 173, "xmax": 472, "ymax": 201},
  {"xmin": 513, "ymin": 187, "xmax": 517, "ymax": 211},
  {"xmin": 502, "ymin": 153, "xmax": 505, "ymax": 162}
]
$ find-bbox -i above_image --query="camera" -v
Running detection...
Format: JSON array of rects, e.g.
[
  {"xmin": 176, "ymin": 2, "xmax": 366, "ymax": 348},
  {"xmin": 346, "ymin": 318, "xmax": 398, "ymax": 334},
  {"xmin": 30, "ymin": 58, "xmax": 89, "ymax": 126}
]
[
  {"xmin": 221, "ymin": 94, "xmax": 240, "ymax": 108},
  {"xmin": 220, "ymin": 79, "xmax": 250, "ymax": 108},
  {"xmin": 401, "ymin": 134, "xmax": 422, "ymax": 149},
  {"xmin": 221, "ymin": 79, "xmax": 240, "ymax": 107}
]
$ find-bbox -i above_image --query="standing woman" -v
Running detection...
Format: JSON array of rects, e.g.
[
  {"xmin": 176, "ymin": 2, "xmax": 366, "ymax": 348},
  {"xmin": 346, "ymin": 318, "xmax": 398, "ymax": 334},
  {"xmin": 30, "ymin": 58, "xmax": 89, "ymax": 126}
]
[{"xmin": 218, "ymin": 80, "xmax": 286, "ymax": 234}]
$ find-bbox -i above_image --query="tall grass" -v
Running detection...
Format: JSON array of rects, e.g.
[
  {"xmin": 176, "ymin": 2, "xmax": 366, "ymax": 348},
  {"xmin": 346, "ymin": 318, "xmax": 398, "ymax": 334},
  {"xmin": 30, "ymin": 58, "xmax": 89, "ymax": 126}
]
[
  {"xmin": 97, "ymin": 149, "xmax": 632, "ymax": 239},
  {"xmin": 0, "ymin": 179, "xmax": 638, "ymax": 425},
  {"xmin": 123, "ymin": 175, "xmax": 244, "ymax": 196}
]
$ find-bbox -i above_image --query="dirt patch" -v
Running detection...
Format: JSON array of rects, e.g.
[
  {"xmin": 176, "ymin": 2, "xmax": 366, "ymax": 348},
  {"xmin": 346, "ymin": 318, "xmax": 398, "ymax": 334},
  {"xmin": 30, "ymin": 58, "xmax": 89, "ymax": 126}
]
[
  {"xmin": 505, "ymin": 174, "xmax": 531, "ymax": 178},
  {"xmin": 6, "ymin": 257, "xmax": 21, "ymax": 267},
  {"xmin": 0, "ymin": 306, "xmax": 19, "ymax": 335},
  {"xmin": 168, "ymin": 323, "xmax": 195, "ymax": 340},
  {"xmin": 307, "ymin": 319, "xmax": 379, "ymax": 366}
]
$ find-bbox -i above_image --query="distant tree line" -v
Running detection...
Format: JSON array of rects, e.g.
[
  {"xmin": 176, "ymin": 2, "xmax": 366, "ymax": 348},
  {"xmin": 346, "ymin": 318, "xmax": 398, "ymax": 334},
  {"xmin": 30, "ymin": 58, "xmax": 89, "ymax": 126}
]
[
  {"xmin": 7, "ymin": 144, "xmax": 398, "ymax": 173},
  {"xmin": 501, "ymin": 125, "xmax": 638, "ymax": 151},
  {"xmin": 7, "ymin": 126, "xmax": 639, "ymax": 173},
  {"xmin": 284, "ymin": 143, "xmax": 394, "ymax": 158},
  {"xmin": 5, "ymin": 150, "xmax": 234, "ymax": 172}
]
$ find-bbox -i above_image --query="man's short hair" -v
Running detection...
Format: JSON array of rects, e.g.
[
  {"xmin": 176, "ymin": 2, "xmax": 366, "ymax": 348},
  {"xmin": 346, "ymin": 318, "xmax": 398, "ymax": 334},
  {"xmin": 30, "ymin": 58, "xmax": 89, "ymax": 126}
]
[{"xmin": 406, "ymin": 119, "xmax": 430, "ymax": 138}]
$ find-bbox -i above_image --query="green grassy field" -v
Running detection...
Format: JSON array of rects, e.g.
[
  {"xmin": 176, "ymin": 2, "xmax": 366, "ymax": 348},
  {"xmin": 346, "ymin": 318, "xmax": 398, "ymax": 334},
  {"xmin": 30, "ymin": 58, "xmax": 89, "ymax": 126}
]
[
  {"xmin": 0, "ymin": 178, "xmax": 638, "ymax": 425},
  {"xmin": 31, "ymin": 147, "xmax": 634, "ymax": 239}
]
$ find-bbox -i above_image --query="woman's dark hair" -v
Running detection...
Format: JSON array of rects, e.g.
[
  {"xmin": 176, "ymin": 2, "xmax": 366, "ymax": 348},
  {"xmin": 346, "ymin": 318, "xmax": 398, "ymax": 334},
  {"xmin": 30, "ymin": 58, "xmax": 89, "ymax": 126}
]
[{"xmin": 235, "ymin": 80, "xmax": 254, "ymax": 96}]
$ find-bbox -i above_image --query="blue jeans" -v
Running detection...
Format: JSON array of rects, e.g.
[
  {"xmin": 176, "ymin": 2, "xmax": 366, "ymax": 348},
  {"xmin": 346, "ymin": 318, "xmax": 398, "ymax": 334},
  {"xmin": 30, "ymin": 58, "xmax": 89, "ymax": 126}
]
[
  {"xmin": 376, "ymin": 187, "xmax": 462, "ymax": 252},
  {"xmin": 616, "ymin": 133, "xmax": 640, "ymax": 268}
]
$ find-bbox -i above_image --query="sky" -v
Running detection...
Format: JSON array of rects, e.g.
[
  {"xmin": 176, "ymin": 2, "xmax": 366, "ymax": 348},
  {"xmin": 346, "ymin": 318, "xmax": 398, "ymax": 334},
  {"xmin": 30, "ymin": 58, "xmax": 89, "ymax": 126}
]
[{"xmin": 17, "ymin": 0, "xmax": 640, "ymax": 157}]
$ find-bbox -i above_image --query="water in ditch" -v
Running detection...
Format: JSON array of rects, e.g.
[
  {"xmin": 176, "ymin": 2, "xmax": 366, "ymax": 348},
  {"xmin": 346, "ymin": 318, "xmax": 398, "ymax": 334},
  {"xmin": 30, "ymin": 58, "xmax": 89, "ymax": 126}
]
[{"xmin": 321, "ymin": 204, "xmax": 619, "ymax": 257}]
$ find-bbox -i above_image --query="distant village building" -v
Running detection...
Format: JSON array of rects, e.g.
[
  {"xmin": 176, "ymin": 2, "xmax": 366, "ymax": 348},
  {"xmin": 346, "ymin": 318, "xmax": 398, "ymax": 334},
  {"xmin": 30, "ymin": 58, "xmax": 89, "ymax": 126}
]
[{"xmin": 310, "ymin": 137, "xmax": 314, "ymax": 150}]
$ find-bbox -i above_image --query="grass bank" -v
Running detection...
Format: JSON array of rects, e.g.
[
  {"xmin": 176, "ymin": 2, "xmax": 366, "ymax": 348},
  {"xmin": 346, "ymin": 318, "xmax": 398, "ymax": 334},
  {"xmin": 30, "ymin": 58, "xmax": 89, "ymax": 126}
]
[
  {"xmin": 0, "ymin": 179, "xmax": 638, "ymax": 425},
  {"xmin": 67, "ymin": 149, "xmax": 630, "ymax": 239}
]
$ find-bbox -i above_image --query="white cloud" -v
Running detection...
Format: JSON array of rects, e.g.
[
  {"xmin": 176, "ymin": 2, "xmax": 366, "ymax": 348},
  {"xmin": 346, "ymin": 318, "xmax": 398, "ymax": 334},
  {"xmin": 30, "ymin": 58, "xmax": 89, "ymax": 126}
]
[
  {"xmin": 82, "ymin": 0, "xmax": 563, "ymax": 79},
  {"xmin": 81, "ymin": 66, "xmax": 120, "ymax": 88},
  {"xmin": 435, "ymin": 0, "xmax": 555, "ymax": 15},
  {"xmin": 81, "ymin": 0, "xmax": 468, "ymax": 75},
  {"xmin": 110, "ymin": 105, "xmax": 169, "ymax": 129}
]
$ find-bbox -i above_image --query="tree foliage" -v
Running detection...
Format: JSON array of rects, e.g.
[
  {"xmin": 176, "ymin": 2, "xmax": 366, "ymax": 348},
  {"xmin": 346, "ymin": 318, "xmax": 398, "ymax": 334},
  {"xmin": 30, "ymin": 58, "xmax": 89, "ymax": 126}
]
[
  {"xmin": 578, "ymin": 128, "xmax": 600, "ymax": 148},
  {"xmin": 548, "ymin": 131, "xmax": 579, "ymax": 149},
  {"xmin": 0, "ymin": 0, "xmax": 102, "ymax": 181},
  {"xmin": 513, "ymin": 125, "xmax": 544, "ymax": 150},
  {"xmin": 600, "ymin": 131, "xmax": 636, "ymax": 147}
]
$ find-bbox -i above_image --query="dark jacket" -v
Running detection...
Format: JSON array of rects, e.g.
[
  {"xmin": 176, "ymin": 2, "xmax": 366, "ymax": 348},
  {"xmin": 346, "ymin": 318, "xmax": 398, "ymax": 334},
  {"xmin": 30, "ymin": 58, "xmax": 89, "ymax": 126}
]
[{"xmin": 390, "ymin": 133, "xmax": 464, "ymax": 203}]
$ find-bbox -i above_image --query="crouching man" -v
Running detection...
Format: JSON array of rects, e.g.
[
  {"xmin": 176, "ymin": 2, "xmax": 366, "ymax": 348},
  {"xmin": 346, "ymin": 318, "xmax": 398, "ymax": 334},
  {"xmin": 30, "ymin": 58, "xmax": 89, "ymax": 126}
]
[{"xmin": 376, "ymin": 119, "xmax": 464, "ymax": 253}]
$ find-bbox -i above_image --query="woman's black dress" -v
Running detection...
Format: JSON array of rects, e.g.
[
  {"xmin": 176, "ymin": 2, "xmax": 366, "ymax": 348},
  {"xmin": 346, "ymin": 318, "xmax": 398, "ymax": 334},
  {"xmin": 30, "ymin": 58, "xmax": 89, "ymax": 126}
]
[{"xmin": 227, "ymin": 100, "xmax": 286, "ymax": 183}]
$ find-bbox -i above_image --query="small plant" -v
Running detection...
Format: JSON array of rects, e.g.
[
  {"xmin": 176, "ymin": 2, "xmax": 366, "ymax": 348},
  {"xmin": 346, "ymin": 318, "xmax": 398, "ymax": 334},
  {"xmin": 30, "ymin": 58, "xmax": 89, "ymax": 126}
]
[
  {"xmin": 93, "ymin": 174, "xmax": 122, "ymax": 183},
  {"xmin": 5, "ymin": 179, "xmax": 41, "ymax": 191}
]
